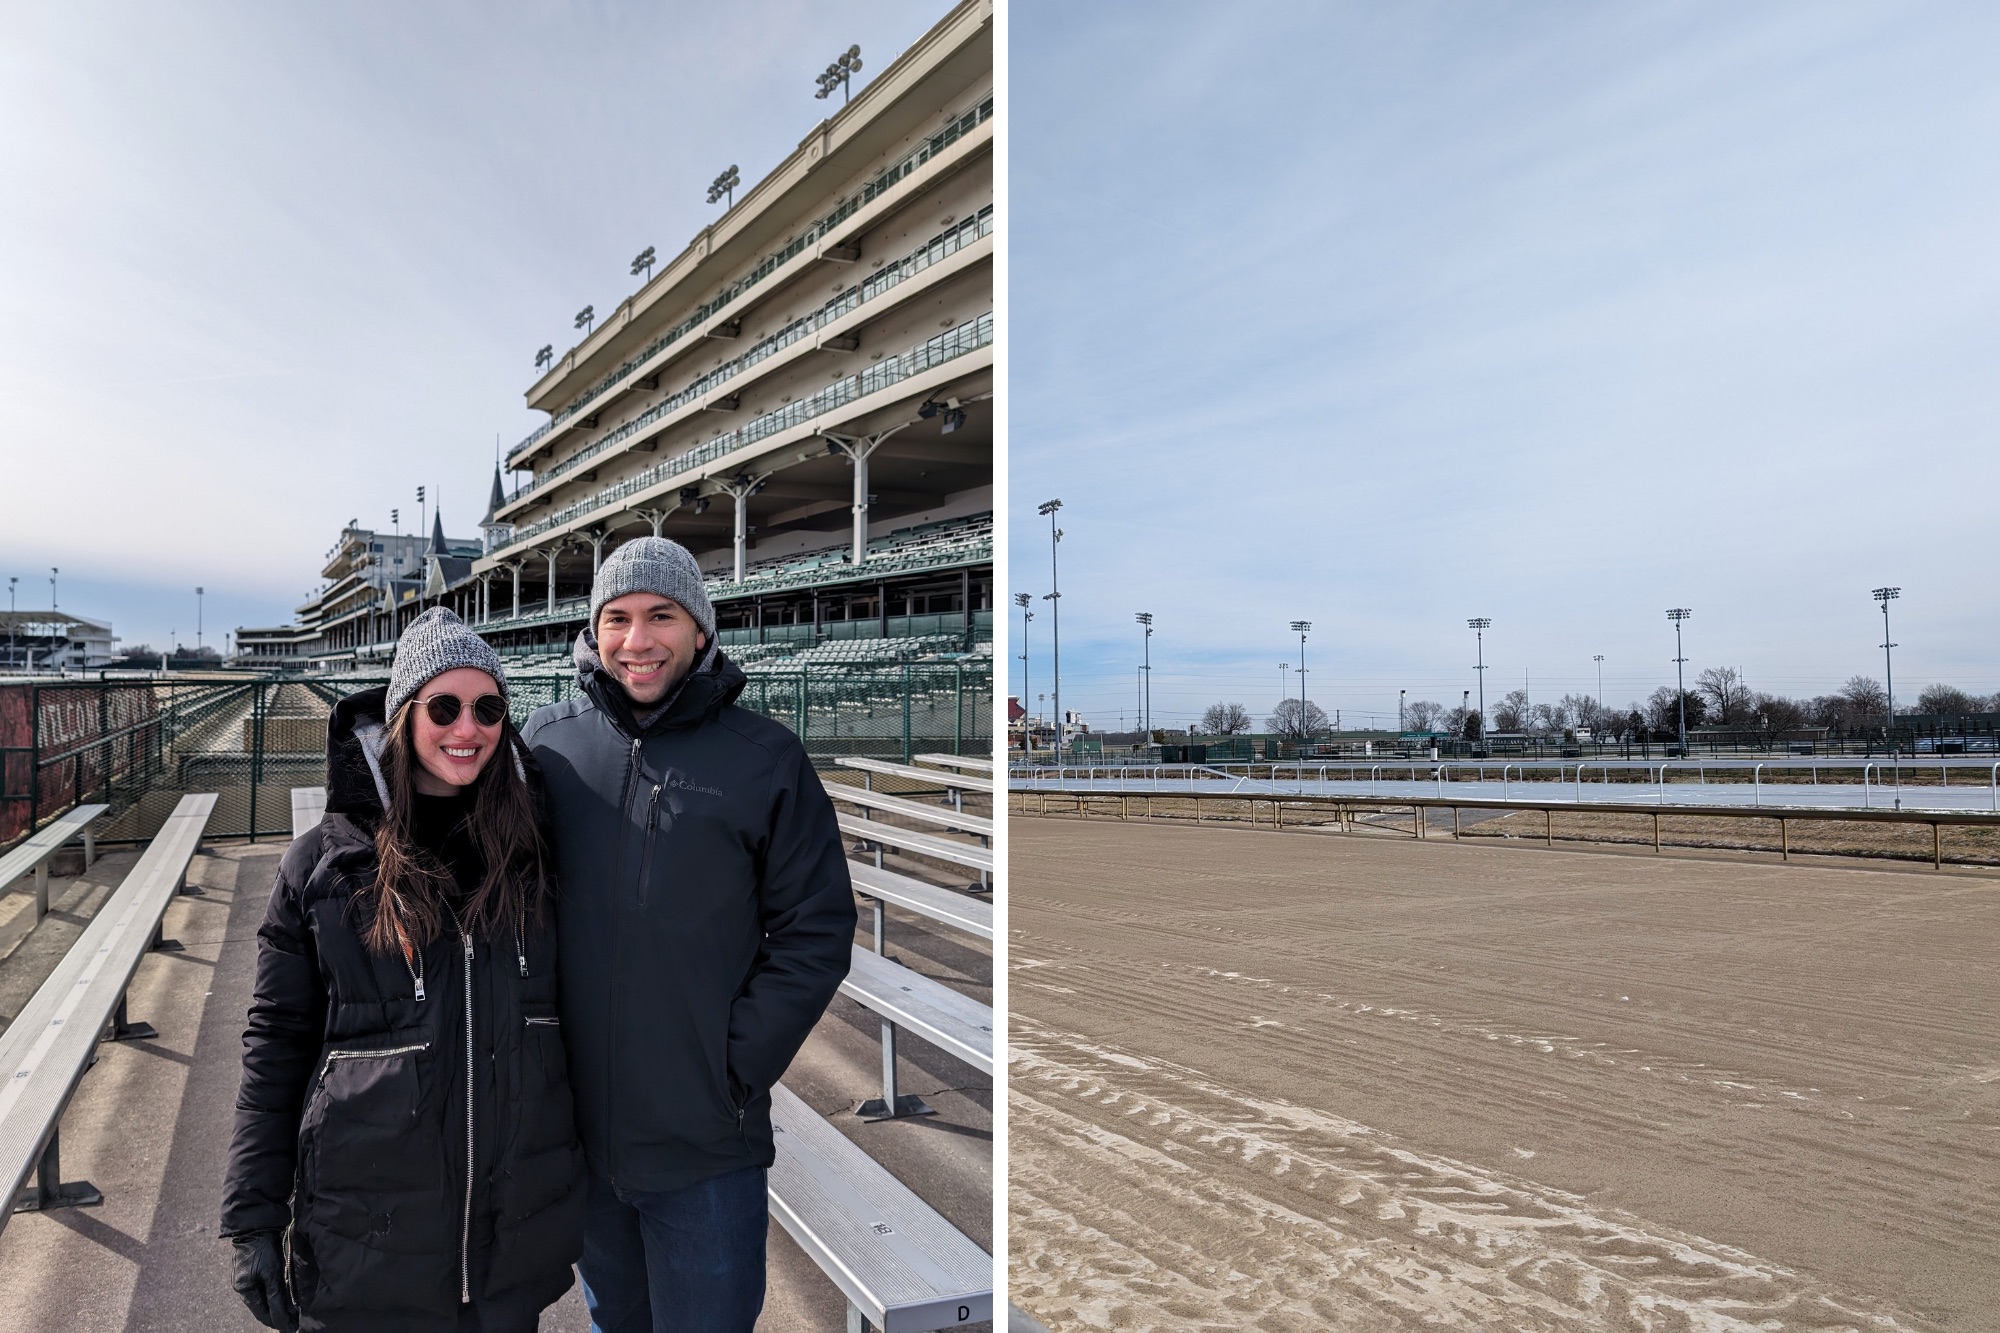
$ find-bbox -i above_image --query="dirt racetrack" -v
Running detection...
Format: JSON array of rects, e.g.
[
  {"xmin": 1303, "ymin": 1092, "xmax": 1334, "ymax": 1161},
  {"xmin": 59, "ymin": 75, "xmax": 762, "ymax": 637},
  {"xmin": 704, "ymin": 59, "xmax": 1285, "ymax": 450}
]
[{"xmin": 1008, "ymin": 817, "xmax": 2000, "ymax": 1331}]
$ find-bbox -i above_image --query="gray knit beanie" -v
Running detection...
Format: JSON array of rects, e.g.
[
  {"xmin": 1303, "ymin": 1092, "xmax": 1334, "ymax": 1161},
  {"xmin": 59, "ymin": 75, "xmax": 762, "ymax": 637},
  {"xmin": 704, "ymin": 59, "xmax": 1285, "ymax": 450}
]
[
  {"xmin": 386, "ymin": 607, "xmax": 509, "ymax": 719},
  {"xmin": 590, "ymin": 537, "xmax": 715, "ymax": 641}
]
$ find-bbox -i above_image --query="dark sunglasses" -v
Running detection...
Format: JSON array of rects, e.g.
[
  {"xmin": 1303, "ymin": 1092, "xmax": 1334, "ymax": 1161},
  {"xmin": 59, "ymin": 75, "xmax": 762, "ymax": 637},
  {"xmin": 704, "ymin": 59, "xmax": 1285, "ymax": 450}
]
[{"xmin": 419, "ymin": 693, "xmax": 508, "ymax": 728}]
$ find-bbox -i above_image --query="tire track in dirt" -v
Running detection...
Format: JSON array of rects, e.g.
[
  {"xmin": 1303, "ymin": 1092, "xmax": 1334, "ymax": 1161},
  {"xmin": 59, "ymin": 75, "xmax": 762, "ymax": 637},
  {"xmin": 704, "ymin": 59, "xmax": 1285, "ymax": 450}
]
[{"xmin": 1010, "ymin": 1020, "xmax": 1922, "ymax": 1331}]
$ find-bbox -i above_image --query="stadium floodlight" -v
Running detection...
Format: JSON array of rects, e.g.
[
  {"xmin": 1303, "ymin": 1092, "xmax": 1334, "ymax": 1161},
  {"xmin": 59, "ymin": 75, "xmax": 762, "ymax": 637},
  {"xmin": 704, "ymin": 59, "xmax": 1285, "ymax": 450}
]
[
  {"xmin": 1016, "ymin": 593, "xmax": 1033, "ymax": 753},
  {"xmin": 630, "ymin": 246, "xmax": 656, "ymax": 280},
  {"xmin": 1039, "ymin": 500, "xmax": 1064, "ymax": 757},
  {"xmin": 1136, "ymin": 613, "xmax": 1154, "ymax": 736},
  {"xmin": 1290, "ymin": 621, "xmax": 1311, "ymax": 746},
  {"xmin": 1467, "ymin": 618, "xmax": 1491, "ymax": 752},
  {"xmin": 815, "ymin": 45, "xmax": 863, "ymax": 103},
  {"xmin": 1873, "ymin": 587, "xmax": 1902, "ymax": 808},
  {"xmin": 1666, "ymin": 609, "xmax": 1692, "ymax": 757},
  {"xmin": 196, "ymin": 587, "xmax": 204, "ymax": 653},
  {"xmin": 535, "ymin": 344, "xmax": 554, "ymax": 372},
  {"xmin": 941, "ymin": 406, "xmax": 966, "ymax": 434},
  {"xmin": 1594, "ymin": 654, "xmax": 1605, "ymax": 718},
  {"xmin": 574, "ymin": 305, "xmax": 595, "ymax": 334},
  {"xmin": 1399, "ymin": 688, "xmax": 1406, "ymax": 733},
  {"xmin": 707, "ymin": 164, "xmax": 740, "ymax": 207},
  {"xmin": 50, "ymin": 567, "xmax": 58, "ymax": 613}
]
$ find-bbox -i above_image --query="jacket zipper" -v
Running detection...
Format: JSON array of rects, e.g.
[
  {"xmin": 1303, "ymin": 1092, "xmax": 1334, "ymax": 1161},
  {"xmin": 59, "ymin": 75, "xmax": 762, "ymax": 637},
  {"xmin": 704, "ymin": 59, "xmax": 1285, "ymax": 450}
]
[
  {"xmin": 318, "ymin": 1042, "xmax": 428, "ymax": 1082},
  {"xmin": 452, "ymin": 916, "xmax": 474, "ymax": 1305},
  {"xmin": 515, "ymin": 919, "xmax": 527, "ymax": 979},
  {"xmin": 635, "ymin": 785, "xmax": 662, "ymax": 904},
  {"xmin": 404, "ymin": 942, "xmax": 426, "ymax": 1002}
]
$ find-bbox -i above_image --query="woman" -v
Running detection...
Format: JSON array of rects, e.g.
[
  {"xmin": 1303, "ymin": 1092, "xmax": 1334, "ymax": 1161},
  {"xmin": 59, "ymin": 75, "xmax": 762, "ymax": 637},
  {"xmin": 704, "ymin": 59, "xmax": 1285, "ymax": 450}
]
[{"xmin": 222, "ymin": 608, "xmax": 586, "ymax": 1332}]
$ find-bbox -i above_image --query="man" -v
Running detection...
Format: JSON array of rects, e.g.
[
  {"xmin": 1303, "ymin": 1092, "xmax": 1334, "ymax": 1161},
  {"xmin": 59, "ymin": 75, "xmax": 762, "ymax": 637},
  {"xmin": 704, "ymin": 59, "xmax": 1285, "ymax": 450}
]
[{"xmin": 522, "ymin": 537, "xmax": 855, "ymax": 1332}]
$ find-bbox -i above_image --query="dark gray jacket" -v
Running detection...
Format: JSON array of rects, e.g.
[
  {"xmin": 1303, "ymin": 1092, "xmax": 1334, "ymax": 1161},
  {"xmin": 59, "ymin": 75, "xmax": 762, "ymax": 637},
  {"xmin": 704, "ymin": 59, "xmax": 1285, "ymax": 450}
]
[{"xmin": 521, "ymin": 634, "xmax": 854, "ymax": 1192}]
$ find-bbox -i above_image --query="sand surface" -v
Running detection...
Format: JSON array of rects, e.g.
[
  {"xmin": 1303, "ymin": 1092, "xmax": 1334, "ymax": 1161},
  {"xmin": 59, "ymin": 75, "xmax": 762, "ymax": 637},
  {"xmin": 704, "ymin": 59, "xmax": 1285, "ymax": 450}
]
[{"xmin": 1008, "ymin": 818, "xmax": 2000, "ymax": 1331}]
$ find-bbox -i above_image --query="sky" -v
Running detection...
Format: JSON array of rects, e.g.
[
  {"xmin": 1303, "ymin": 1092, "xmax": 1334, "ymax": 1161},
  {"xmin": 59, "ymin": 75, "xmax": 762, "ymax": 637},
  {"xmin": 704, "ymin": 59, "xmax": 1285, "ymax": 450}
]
[
  {"xmin": 0, "ymin": 0, "xmax": 947, "ymax": 655},
  {"xmin": 1009, "ymin": 1, "xmax": 2000, "ymax": 733}
]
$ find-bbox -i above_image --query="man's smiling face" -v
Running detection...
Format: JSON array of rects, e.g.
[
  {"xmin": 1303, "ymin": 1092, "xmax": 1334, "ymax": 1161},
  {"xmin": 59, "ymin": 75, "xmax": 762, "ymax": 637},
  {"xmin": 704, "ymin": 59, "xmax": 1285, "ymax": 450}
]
[{"xmin": 597, "ymin": 593, "xmax": 706, "ymax": 706}]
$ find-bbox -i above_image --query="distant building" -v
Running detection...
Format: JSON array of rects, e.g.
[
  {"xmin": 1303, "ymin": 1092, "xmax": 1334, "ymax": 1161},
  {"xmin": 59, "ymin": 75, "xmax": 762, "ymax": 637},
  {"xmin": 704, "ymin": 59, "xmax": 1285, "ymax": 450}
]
[
  {"xmin": 234, "ymin": 518, "xmax": 481, "ymax": 670},
  {"xmin": 0, "ymin": 611, "xmax": 117, "ymax": 672}
]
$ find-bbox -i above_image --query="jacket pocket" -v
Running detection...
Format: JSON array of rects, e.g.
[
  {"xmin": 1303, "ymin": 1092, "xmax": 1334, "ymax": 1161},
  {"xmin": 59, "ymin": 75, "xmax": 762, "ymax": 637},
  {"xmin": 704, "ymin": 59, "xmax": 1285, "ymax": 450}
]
[{"xmin": 300, "ymin": 1042, "xmax": 448, "ymax": 1242}]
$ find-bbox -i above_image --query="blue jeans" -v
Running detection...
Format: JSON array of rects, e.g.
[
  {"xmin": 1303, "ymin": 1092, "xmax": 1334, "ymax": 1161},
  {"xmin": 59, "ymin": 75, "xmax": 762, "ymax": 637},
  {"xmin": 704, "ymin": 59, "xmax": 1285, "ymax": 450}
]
[{"xmin": 578, "ymin": 1166, "xmax": 768, "ymax": 1333}]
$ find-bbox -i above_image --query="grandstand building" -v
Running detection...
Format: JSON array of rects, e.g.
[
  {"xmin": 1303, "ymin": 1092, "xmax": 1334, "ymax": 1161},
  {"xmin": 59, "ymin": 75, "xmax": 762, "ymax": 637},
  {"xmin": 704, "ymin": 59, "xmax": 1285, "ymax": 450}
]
[{"xmin": 451, "ymin": 0, "xmax": 992, "ymax": 676}]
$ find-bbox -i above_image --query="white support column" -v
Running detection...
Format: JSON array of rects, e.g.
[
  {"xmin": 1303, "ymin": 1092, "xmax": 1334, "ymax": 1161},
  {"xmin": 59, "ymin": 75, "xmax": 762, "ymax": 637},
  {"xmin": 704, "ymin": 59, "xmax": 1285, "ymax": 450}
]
[
  {"xmin": 714, "ymin": 475, "xmax": 771, "ymax": 584},
  {"xmin": 825, "ymin": 424, "xmax": 909, "ymax": 567},
  {"xmin": 544, "ymin": 546, "xmax": 561, "ymax": 616},
  {"xmin": 587, "ymin": 526, "xmax": 610, "ymax": 575},
  {"xmin": 507, "ymin": 560, "xmax": 522, "ymax": 620}
]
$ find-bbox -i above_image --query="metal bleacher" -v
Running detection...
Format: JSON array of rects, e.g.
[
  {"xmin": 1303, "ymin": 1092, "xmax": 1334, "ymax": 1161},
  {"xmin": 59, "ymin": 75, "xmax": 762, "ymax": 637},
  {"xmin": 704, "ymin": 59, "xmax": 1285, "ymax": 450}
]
[{"xmin": 0, "ymin": 793, "xmax": 217, "ymax": 1231}]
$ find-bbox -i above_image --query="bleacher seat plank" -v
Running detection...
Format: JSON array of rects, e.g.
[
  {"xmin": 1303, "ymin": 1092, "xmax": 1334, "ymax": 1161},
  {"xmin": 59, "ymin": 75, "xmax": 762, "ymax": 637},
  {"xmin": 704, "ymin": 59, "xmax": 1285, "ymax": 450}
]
[
  {"xmin": 826, "ymin": 788, "xmax": 994, "ymax": 839},
  {"xmin": 0, "ymin": 792, "xmax": 216, "ymax": 1233},
  {"xmin": 838, "ymin": 816, "xmax": 992, "ymax": 875},
  {"xmin": 839, "ymin": 758, "xmax": 994, "ymax": 794},
  {"xmin": 912, "ymin": 753, "xmax": 992, "ymax": 775},
  {"xmin": 291, "ymin": 786, "xmax": 327, "ymax": 841},
  {"xmin": 850, "ymin": 864, "xmax": 992, "ymax": 941},
  {"xmin": 768, "ymin": 1083, "xmax": 992, "ymax": 1332},
  {"xmin": 840, "ymin": 945, "xmax": 992, "ymax": 1076},
  {"xmin": 0, "ymin": 804, "xmax": 109, "ymax": 922}
]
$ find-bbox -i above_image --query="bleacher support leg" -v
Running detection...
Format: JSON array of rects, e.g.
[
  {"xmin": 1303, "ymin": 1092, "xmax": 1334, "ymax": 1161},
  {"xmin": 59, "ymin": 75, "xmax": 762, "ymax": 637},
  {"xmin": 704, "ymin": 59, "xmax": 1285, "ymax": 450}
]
[
  {"xmin": 109, "ymin": 992, "xmax": 159, "ymax": 1042},
  {"xmin": 151, "ymin": 920, "xmax": 185, "ymax": 953},
  {"xmin": 847, "ymin": 1304, "xmax": 868, "ymax": 1333},
  {"xmin": 33, "ymin": 864, "xmax": 49, "ymax": 923},
  {"xmin": 857, "ymin": 1021, "xmax": 934, "ymax": 1121},
  {"xmin": 12, "ymin": 1128, "xmax": 103, "ymax": 1214},
  {"xmin": 83, "ymin": 827, "xmax": 95, "ymax": 869}
]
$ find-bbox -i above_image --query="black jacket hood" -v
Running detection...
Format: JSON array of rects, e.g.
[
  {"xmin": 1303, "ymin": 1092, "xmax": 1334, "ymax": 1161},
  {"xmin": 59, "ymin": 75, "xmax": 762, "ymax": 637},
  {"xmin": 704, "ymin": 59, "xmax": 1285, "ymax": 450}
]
[
  {"xmin": 572, "ymin": 627, "xmax": 746, "ymax": 737},
  {"xmin": 325, "ymin": 685, "xmax": 392, "ymax": 821}
]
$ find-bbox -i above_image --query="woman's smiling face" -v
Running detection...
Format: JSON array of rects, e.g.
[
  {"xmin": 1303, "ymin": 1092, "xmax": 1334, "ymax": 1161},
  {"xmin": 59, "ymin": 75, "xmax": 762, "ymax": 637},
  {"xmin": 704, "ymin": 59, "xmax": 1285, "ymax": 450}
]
[{"xmin": 408, "ymin": 667, "xmax": 504, "ymax": 796}]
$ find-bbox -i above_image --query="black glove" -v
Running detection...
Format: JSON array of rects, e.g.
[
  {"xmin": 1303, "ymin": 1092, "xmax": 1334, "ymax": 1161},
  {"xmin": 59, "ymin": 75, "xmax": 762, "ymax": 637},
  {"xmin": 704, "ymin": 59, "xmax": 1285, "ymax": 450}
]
[{"xmin": 230, "ymin": 1231, "xmax": 297, "ymax": 1331}]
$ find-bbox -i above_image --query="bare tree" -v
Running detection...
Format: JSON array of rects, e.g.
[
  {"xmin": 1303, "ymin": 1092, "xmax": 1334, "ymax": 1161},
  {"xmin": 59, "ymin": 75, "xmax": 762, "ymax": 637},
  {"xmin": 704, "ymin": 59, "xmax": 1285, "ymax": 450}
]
[
  {"xmin": 1841, "ymin": 675, "xmax": 1888, "ymax": 718},
  {"xmin": 1695, "ymin": 666, "xmax": 1750, "ymax": 725},
  {"xmin": 1756, "ymin": 693, "xmax": 1808, "ymax": 731},
  {"xmin": 1646, "ymin": 686, "xmax": 1708, "ymax": 734},
  {"xmin": 1200, "ymin": 702, "xmax": 1253, "ymax": 735},
  {"xmin": 1916, "ymin": 684, "xmax": 1979, "ymax": 716},
  {"xmin": 1492, "ymin": 688, "xmax": 1529, "ymax": 732},
  {"xmin": 1266, "ymin": 698, "xmax": 1330, "ymax": 742},
  {"xmin": 1556, "ymin": 692, "xmax": 1598, "ymax": 731},
  {"xmin": 1404, "ymin": 699, "xmax": 1447, "ymax": 733}
]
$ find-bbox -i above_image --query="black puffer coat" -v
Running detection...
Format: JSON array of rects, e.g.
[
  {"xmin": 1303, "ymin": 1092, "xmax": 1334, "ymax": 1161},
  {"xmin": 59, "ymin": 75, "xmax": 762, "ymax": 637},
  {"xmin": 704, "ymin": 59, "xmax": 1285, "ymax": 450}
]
[
  {"xmin": 522, "ymin": 633, "xmax": 854, "ymax": 1193},
  {"xmin": 222, "ymin": 687, "xmax": 587, "ymax": 1331}
]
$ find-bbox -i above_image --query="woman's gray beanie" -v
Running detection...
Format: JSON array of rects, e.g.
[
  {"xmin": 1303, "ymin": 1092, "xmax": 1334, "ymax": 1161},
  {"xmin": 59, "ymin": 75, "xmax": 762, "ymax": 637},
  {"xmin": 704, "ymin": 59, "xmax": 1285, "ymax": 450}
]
[
  {"xmin": 589, "ymin": 537, "xmax": 716, "ymax": 639},
  {"xmin": 385, "ymin": 607, "xmax": 509, "ymax": 719}
]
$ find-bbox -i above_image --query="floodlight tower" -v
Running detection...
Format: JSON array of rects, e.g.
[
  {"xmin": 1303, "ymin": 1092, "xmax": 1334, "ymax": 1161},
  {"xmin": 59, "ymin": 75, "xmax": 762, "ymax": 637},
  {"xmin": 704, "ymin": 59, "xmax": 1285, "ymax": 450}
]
[
  {"xmin": 196, "ymin": 587, "xmax": 204, "ymax": 653},
  {"xmin": 1874, "ymin": 587, "xmax": 1901, "ymax": 808},
  {"xmin": 1039, "ymin": 500, "xmax": 1063, "ymax": 756},
  {"xmin": 1666, "ymin": 608, "xmax": 1692, "ymax": 756},
  {"xmin": 1290, "ymin": 621, "xmax": 1311, "ymax": 744},
  {"xmin": 1399, "ymin": 688, "xmax": 1406, "ymax": 733},
  {"xmin": 1594, "ymin": 654, "xmax": 1605, "ymax": 720},
  {"xmin": 815, "ymin": 45, "xmax": 863, "ymax": 104},
  {"xmin": 6, "ymin": 576, "xmax": 15, "ymax": 668},
  {"xmin": 1015, "ymin": 592, "xmax": 1033, "ymax": 753},
  {"xmin": 1467, "ymin": 618, "xmax": 1491, "ymax": 753},
  {"xmin": 708, "ymin": 165, "xmax": 740, "ymax": 208},
  {"xmin": 1135, "ymin": 612, "xmax": 1153, "ymax": 736},
  {"xmin": 630, "ymin": 246, "xmax": 656, "ymax": 282}
]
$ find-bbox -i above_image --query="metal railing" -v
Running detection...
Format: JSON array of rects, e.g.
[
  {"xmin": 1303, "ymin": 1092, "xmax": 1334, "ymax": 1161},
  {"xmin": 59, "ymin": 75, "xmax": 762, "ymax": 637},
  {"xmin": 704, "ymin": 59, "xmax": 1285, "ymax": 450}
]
[
  {"xmin": 507, "ymin": 209, "xmax": 994, "ymax": 513},
  {"xmin": 1013, "ymin": 782, "xmax": 2000, "ymax": 870},
  {"xmin": 511, "ymin": 93, "xmax": 993, "ymax": 465},
  {"xmin": 496, "ymin": 313, "xmax": 992, "ymax": 554}
]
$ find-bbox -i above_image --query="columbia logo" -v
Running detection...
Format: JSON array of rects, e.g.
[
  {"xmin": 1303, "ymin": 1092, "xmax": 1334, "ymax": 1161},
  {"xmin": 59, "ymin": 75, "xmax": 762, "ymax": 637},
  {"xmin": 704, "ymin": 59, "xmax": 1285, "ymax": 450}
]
[{"xmin": 871, "ymin": 1223, "xmax": 895, "ymax": 1236}]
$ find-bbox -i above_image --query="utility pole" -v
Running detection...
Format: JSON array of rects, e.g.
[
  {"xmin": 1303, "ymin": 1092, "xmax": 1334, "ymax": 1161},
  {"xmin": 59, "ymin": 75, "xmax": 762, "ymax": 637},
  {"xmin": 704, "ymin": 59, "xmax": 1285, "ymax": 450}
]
[
  {"xmin": 1135, "ymin": 612, "xmax": 1153, "ymax": 736},
  {"xmin": 1291, "ymin": 621, "xmax": 1311, "ymax": 747},
  {"xmin": 1468, "ymin": 618, "xmax": 1491, "ymax": 754},
  {"xmin": 1667, "ymin": 608, "xmax": 1692, "ymax": 756},
  {"xmin": 1015, "ymin": 592, "xmax": 1032, "ymax": 755},
  {"xmin": 1039, "ymin": 500, "xmax": 1063, "ymax": 758},
  {"xmin": 1594, "ymin": 654, "xmax": 1604, "ymax": 722},
  {"xmin": 1874, "ymin": 587, "xmax": 1901, "ymax": 808}
]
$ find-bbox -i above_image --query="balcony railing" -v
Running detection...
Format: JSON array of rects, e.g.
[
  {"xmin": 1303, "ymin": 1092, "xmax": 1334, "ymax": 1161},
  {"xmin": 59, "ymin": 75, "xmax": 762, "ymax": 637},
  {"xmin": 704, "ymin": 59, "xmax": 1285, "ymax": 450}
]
[
  {"xmin": 492, "ymin": 312, "xmax": 992, "ymax": 555},
  {"xmin": 505, "ymin": 208, "xmax": 993, "ymax": 514},
  {"xmin": 508, "ymin": 92, "xmax": 994, "ymax": 467}
]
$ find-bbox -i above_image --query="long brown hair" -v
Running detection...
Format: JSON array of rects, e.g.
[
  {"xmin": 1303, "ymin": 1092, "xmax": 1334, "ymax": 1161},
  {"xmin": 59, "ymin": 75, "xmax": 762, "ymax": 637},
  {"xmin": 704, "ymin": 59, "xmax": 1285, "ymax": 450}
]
[{"xmin": 361, "ymin": 699, "xmax": 554, "ymax": 958}]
